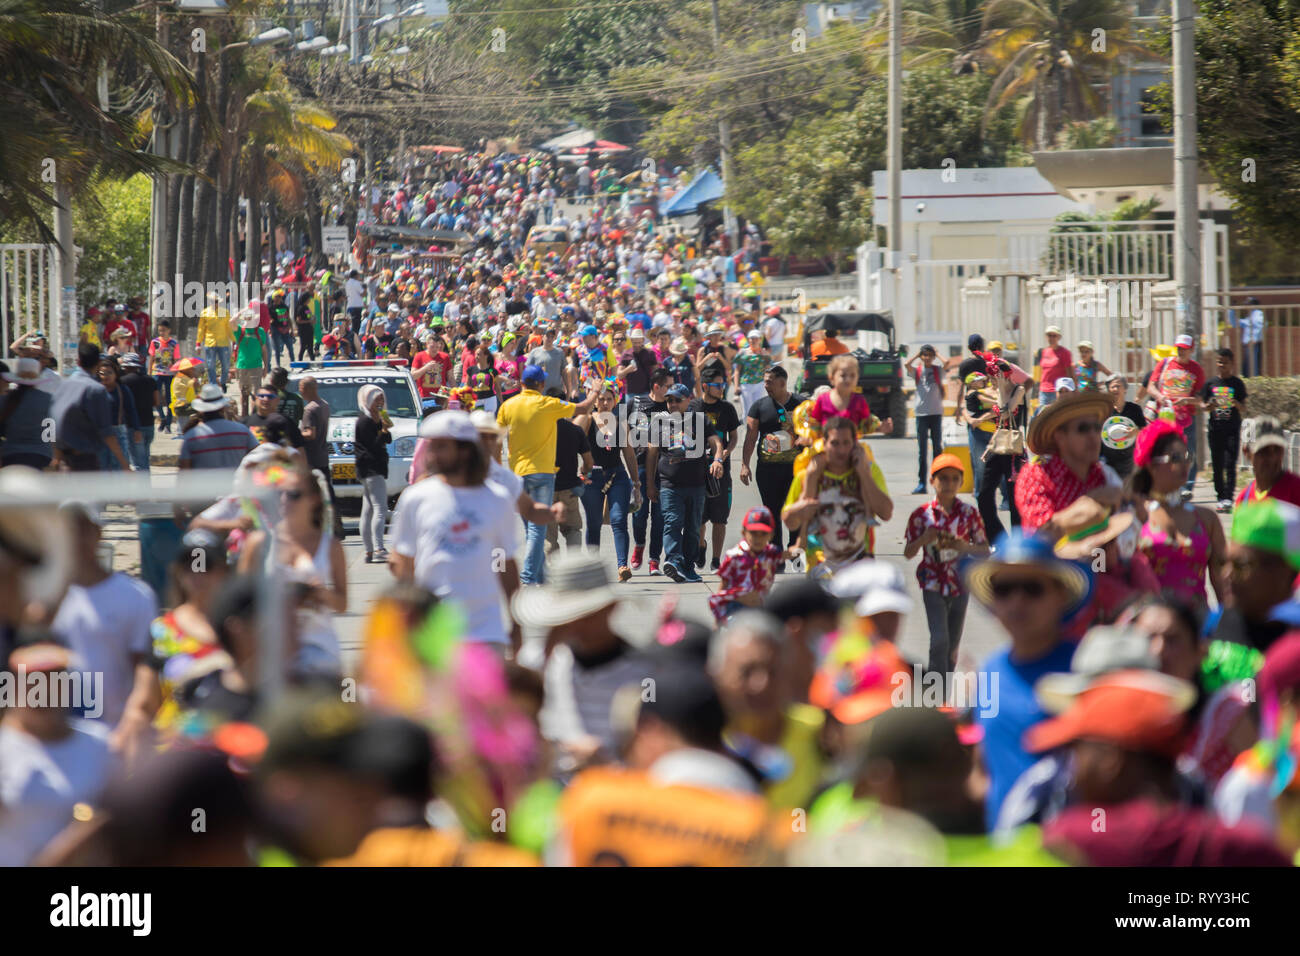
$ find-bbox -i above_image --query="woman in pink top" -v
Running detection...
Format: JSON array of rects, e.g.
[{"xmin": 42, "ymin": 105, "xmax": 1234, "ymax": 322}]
[
  {"xmin": 1130, "ymin": 420, "xmax": 1228, "ymax": 608},
  {"xmin": 1035, "ymin": 327, "xmax": 1072, "ymax": 406}
]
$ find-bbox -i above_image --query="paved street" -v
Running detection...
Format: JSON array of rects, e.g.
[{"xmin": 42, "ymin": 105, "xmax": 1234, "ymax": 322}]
[{"xmin": 101, "ymin": 375, "xmax": 1235, "ymax": 680}]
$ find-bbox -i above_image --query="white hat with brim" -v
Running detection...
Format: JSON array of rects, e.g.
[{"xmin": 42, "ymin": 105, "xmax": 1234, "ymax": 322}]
[
  {"xmin": 0, "ymin": 468, "xmax": 74, "ymax": 608},
  {"xmin": 470, "ymin": 409, "xmax": 502, "ymax": 435},
  {"xmin": 418, "ymin": 409, "xmax": 478, "ymax": 442},
  {"xmin": 510, "ymin": 552, "xmax": 622, "ymax": 628},
  {"xmin": 191, "ymin": 384, "xmax": 229, "ymax": 413},
  {"xmin": 1, "ymin": 357, "xmax": 43, "ymax": 385}
]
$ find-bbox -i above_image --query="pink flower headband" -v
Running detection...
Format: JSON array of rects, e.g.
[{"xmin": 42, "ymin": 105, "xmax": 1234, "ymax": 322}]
[{"xmin": 1133, "ymin": 419, "xmax": 1184, "ymax": 470}]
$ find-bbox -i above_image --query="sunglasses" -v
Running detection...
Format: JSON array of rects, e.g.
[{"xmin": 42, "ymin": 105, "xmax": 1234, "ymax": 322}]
[
  {"xmin": 1068, "ymin": 420, "xmax": 1102, "ymax": 435},
  {"xmin": 1151, "ymin": 452, "xmax": 1189, "ymax": 465},
  {"xmin": 256, "ymin": 392, "xmax": 278, "ymax": 400},
  {"xmin": 990, "ymin": 577, "xmax": 1048, "ymax": 599},
  {"xmin": 706, "ymin": 380, "xmax": 725, "ymax": 388}
]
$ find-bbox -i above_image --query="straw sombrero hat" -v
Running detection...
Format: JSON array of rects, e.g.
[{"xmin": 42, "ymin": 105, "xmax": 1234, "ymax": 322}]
[
  {"xmin": 510, "ymin": 552, "xmax": 623, "ymax": 628},
  {"xmin": 1026, "ymin": 389, "xmax": 1113, "ymax": 457}
]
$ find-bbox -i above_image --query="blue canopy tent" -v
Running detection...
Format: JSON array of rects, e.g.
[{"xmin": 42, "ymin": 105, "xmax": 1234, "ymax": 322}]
[{"xmin": 661, "ymin": 168, "xmax": 724, "ymax": 217}]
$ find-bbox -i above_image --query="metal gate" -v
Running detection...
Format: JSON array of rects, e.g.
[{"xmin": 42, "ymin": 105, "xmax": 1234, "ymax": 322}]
[{"xmin": 0, "ymin": 243, "xmax": 62, "ymax": 357}]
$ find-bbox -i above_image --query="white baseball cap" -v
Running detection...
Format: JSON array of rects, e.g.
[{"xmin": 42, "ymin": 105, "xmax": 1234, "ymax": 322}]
[
  {"xmin": 417, "ymin": 410, "xmax": 478, "ymax": 442},
  {"xmin": 469, "ymin": 409, "xmax": 502, "ymax": 435},
  {"xmin": 829, "ymin": 559, "xmax": 914, "ymax": 617},
  {"xmin": 1175, "ymin": 334, "xmax": 1195, "ymax": 348},
  {"xmin": 1044, "ymin": 325, "xmax": 1062, "ymax": 336}
]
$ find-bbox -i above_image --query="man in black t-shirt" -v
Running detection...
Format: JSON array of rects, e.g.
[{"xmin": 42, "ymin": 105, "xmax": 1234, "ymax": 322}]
[
  {"xmin": 740, "ymin": 365, "xmax": 804, "ymax": 551},
  {"xmin": 547, "ymin": 386, "xmax": 592, "ymax": 555},
  {"xmin": 629, "ymin": 369, "xmax": 670, "ymax": 573},
  {"xmin": 694, "ymin": 365, "xmax": 741, "ymax": 571},
  {"xmin": 1200, "ymin": 347, "xmax": 1249, "ymax": 511},
  {"xmin": 646, "ymin": 384, "xmax": 724, "ymax": 584},
  {"xmin": 243, "ymin": 379, "xmax": 304, "ymax": 448}
]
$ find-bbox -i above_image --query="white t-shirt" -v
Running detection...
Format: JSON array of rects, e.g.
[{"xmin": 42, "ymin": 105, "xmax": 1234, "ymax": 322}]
[
  {"xmin": 763, "ymin": 316, "xmax": 786, "ymax": 351},
  {"xmin": 488, "ymin": 459, "xmax": 524, "ymax": 502},
  {"xmin": 345, "ymin": 278, "xmax": 364, "ymax": 310},
  {"xmin": 52, "ymin": 574, "xmax": 157, "ymax": 726},
  {"xmin": 390, "ymin": 478, "xmax": 520, "ymax": 644},
  {"xmin": 0, "ymin": 721, "xmax": 114, "ymax": 865}
]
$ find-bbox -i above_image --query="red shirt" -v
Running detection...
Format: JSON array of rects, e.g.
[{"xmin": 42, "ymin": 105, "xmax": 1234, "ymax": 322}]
[
  {"xmin": 1235, "ymin": 470, "xmax": 1300, "ymax": 510},
  {"xmin": 904, "ymin": 498, "xmax": 987, "ymax": 597},
  {"xmin": 709, "ymin": 540, "xmax": 784, "ymax": 622},
  {"xmin": 103, "ymin": 316, "xmax": 135, "ymax": 346},
  {"xmin": 1153, "ymin": 356, "xmax": 1206, "ymax": 429},
  {"xmin": 1037, "ymin": 346, "xmax": 1072, "ymax": 393},
  {"xmin": 415, "ymin": 350, "xmax": 452, "ymax": 397},
  {"xmin": 1044, "ymin": 800, "xmax": 1289, "ymax": 867},
  {"xmin": 1014, "ymin": 456, "xmax": 1107, "ymax": 534}
]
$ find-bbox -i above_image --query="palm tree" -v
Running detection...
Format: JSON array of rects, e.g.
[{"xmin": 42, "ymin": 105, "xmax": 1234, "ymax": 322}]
[
  {"xmin": 978, "ymin": 0, "xmax": 1159, "ymax": 150},
  {"xmin": 237, "ymin": 83, "xmax": 352, "ymax": 284},
  {"xmin": 0, "ymin": 0, "xmax": 195, "ymax": 241}
]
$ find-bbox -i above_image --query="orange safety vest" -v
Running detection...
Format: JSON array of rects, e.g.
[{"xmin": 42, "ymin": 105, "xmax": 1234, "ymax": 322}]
[{"xmin": 558, "ymin": 767, "xmax": 794, "ymax": 866}]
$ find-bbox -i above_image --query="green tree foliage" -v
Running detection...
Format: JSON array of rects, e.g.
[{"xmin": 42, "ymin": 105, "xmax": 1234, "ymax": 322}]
[
  {"xmin": 0, "ymin": 0, "xmax": 195, "ymax": 241},
  {"xmin": 1150, "ymin": 0, "xmax": 1300, "ymax": 248},
  {"xmin": 729, "ymin": 67, "xmax": 1024, "ymax": 261}
]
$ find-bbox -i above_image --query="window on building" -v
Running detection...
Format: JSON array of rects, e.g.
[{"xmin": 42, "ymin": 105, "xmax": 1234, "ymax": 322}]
[{"xmin": 1139, "ymin": 87, "xmax": 1167, "ymax": 139}]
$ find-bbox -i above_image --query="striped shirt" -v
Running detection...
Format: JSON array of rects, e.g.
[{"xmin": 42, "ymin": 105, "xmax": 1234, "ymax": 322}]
[{"xmin": 179, "ymin": 419, "xmax": 258, "ymax": 470}]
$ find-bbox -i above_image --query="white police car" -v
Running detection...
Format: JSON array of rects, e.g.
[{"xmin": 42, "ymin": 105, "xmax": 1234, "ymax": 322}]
[{"xmin": 288, "ymin": 360, "xmax": 423, "ymax": 502}]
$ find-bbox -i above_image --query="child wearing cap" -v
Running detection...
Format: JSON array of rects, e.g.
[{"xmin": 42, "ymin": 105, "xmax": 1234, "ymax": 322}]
[
  {"xmin": 903, "ymin": 454, "xmax": 989, "ymax": 673},
  {"xmin": 708, "ymin": 507, "xmax": 796, "ymax": 623}
]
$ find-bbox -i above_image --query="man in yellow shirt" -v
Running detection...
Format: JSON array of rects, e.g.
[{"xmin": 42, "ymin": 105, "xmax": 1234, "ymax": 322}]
[
  {"xmin": 196, "ymin": 291, "xmax": 234, "ymax": 388},
  {"xmin": 496, "ymin": 366, "xmax": 599, "ymax": 584}
]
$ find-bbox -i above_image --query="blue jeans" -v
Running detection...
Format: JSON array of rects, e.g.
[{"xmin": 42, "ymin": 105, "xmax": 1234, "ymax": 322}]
[
  {"xmin": 204, "ymin": 345, "xmax": 231, "ymax": 386},
  {"xmin": 138, "ymin": 516, "xmax": 186, "ymax": 605},
  {"xmin": 1182, "ymin": 419, "xmax": 1197, "ymax": 493},
  {"xmin": 968, "ymin": 426, "xmax": 991, "ymax": 497},
  {"xmin": 99, "ymin": 424, "xmax": 131, "ymax": 471},
  {"xmin": 129, "ymin": 425, "xmax": 154, "ymax": 472},
  {"xmin": 631, "ymin": 465, "xmax": 663, "ymax": 560},
  {"xmin": 521, "ymin": 472, "xmax": 555, "ymax": 584},
  {"xmin": 581, "ymin": 466, "xmax": 632, "ymax": 568},
  {"xmin": 271, "ymin": 329, "xmax": 293, "ymax": 366},
  {"xmin": 660, "ymin": 483, "xmax": 705, "ymax": 572}
]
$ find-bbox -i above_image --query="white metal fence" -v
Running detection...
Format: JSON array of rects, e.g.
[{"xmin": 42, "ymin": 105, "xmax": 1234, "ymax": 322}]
[{"xmin": 1, "ymin": 243, "xmax": 61, "ymax": 355}]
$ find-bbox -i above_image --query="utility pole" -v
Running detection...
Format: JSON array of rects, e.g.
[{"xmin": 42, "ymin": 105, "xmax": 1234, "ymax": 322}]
[
  {"xmin": 886, "ymin": 0, "xmax": 902, "ymax": 260},
  {"xmin": 1172, "ymin": 0, "xmax": 1200, "ymax": 338},
  {"xmin": 886, "ymin": 0, "xmax": 902, "ymax": 299},
  {"xmin": 710, "ymin": 0, "xmax": 738, "ymax": 252}
]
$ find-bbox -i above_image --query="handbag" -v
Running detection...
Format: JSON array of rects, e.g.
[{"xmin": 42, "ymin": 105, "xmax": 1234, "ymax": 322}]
[{"xmin": 984, "ymin": 411, "xmax": 1024, "ymax": 460}]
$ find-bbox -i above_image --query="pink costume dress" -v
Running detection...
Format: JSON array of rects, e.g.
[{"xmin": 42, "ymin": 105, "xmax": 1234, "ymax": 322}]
[{"xmin": 1139, "ymin": 501, "xmax": 1211, "ymax": 606}]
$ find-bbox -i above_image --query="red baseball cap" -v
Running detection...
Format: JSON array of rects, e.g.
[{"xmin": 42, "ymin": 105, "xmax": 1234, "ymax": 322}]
[{"xmin": 742, "ymin": 506, "xmax": 775, "ymax": 533}]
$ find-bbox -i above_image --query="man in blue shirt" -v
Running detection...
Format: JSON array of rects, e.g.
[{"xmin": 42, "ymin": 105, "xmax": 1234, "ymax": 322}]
[
  {"xmin": 1235, "ymin": 295, "xmax": 1266, "ymax": 377},
  {"xmin": 51, "ymin": 343, "xmax": 131, "ymax": 472},
  {"xmin": 963, "ymin": 530, "xmax": 1092, "ymax": 829}
]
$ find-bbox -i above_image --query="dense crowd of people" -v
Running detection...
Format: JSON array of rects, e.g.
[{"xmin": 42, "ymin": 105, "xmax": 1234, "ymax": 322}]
[{"xmin": 1, "ymin": 146, "xmax": 1299, "ymax": 868}]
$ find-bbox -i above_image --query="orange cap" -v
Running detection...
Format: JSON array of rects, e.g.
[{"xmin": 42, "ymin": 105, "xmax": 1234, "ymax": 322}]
[
  {"xmin": 1024, "ymin": 674, "xmax": 1192, "ymax": 757},
  {"xmin": 930, "ymin": 453, "xmax": 965, "ymax": 478}
]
